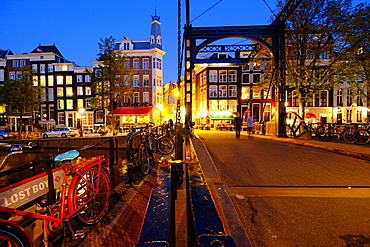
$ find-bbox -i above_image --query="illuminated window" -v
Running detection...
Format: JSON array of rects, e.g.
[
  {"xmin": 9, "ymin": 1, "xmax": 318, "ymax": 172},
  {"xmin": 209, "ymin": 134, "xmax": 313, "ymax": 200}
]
[
  {"xmin": 77, "ymin": 99, "xmax": 84, "ymax": 109},
  {"xmin": 66, "ymin": 87, "xmax": 73, "ymax": 97},
  {"xmin": 57, "ymin": 87, "xmax": 64, "ymax": 97},
  {"xmin": 57, "ymin": 76, "xmax": 63, "ymax": 85},
  {"xmin": 85, "ymin": 87, "xmax": 91, "ymax": 95},
  {"xmin": 77, "ymin": 86, "xmax": 84, "ymax": 95},
  {"xmin": 58, "ymin": 100, "xmax": 64, "ymax": 109},
  {"xmin": 48, "ymin": 75, "xmax": 54, "ymax": 86},
  {"xmin": 66, "ymin": 99, "xmax": 73, "ymax": 109},
  {"xmin": 32, "ymin": 76, "xmax": 38, "ymax": 86},
  {"xmin": 241, "ymin": 87, "xmax": 250, "ymax": 100},
  {"xmin": 40, "ymin": 76, "xmax": 46, "ymax": 86},
  {"xmin": 66, "ymin": 76, "xmax": 72, "ymax": 84}
]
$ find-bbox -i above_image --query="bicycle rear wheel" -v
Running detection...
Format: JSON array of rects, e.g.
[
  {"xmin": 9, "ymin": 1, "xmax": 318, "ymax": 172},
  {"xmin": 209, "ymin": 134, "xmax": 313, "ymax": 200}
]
[
  {"xmin": 70, "ymin": 168, "xmax": 111, "ymax": 225},
  {"xmin": 138, "ymin": 143, "xmax": 150, "ymax": 175},
  {"xmin": 343, "ymin": 128, "xmax": 356, "ymax": 144},
  {"xmin": 354, "ymin": 129, "xmax": 370, "ymax": 145},
  {"xmin": 325, "ymin": 126, "xmax": 335, "ymax": 141},
  {"xmin": 315, "ymin": 126, "xmax": 326, "ymax": 140},
  {"xmin": 157, "ymin": 136, "xmax": 175, "ymax": 155},
  {"xmin": 0, "ymin": 221, "xmax": 31, "ymax": 247}
]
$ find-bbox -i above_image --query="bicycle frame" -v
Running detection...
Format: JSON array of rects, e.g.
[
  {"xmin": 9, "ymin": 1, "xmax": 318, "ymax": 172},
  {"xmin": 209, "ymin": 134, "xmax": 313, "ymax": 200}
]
[{"xmin": 0, "ymin": 155, "xmax": 107, "ymax": 242}]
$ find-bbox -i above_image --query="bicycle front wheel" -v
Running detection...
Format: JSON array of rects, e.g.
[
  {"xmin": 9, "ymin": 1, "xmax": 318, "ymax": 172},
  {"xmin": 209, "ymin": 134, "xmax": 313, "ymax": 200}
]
[
  {"xmin": 157, "ymin": 136, "xmax": 175, "ymax": 155},
  {"xmin": 325, "ymin": 126, "xmax": 334, "ymax": 141},
  {"xmin": 70, "ymin": 168, "xmax": 111, "ymax": 225},
  {"xmin": 138, "ymin": 143, "xmax": 150, "ymax": 175},
  {"xmin": 343, "ymin": 128, "xmax": 356, "ymax": 144},
  {"xmin": 0, "ymin": 222, "xmax": 31, "ymax": 247},
  {"xmin": 354, "ymin": 129, "xmax": 370, "ymax": 145}
]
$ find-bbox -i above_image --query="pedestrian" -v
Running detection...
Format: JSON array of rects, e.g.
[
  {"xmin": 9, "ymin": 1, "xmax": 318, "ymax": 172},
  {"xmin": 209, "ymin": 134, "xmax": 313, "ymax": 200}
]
[
  {"xmin": 234, "ymin": 112, "xmax": 242, "ymax": 139},
  {"xmin": 246, "ymin": 115, "xmax": 255, "ymax": 138}
]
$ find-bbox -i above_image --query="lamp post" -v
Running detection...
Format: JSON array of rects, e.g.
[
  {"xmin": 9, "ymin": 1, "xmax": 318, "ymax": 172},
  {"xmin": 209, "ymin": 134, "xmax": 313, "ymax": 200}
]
[{"xmin": 78, "ymin": 107, "xmax": 85, "ymax": 137}]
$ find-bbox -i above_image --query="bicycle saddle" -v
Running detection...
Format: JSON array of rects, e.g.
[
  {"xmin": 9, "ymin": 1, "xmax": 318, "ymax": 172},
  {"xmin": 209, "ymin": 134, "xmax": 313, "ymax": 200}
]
[{"xmin": 54, "ymin": 150, "xmax": 80, "ymax": 162}]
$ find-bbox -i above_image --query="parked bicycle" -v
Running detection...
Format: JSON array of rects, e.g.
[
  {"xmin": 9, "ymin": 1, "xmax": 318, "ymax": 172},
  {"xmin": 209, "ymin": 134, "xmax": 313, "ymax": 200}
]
[
  {"xmin": 315, "ymin": 123, "xmax": 359, "ymax": 144},
  {"xmin": 0, "ymin": 147, "xmax": 111, "ymax": 246},
  {"xmin": 353, "ymin": 125, "xmax": 370, "ymax": 145}
]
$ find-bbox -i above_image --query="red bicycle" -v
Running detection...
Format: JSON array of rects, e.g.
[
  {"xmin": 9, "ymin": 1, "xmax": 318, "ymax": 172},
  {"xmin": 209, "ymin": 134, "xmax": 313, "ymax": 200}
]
[{"xmin": 0, "ymin": 149, "xmax": 111, "ymax": 246}]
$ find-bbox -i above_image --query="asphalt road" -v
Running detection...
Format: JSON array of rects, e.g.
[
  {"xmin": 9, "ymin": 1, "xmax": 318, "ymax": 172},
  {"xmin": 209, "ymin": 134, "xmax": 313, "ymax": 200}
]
[{"xmin": 196, "ymin": 131, "xmax": 370, "ymax": 247}]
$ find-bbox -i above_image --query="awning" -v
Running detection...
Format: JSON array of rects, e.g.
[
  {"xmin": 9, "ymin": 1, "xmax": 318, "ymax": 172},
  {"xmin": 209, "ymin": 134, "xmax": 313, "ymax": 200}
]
[
  {"xmin": 108, "ymin": 107, "xmax": 152, "ymax": 116},
  {"xmin": 209, "ymin": 115, "xmax": 234, "ymax": 120},
  {"xmin": 305, "ymin": 113, "xmax": 317, "ymax": 119}
]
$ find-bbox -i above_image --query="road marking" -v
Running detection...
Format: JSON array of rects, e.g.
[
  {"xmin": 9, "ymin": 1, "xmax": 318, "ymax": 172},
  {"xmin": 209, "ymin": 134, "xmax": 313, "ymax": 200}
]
[{"xmin": 227, "ymin": 186, "xmax": 370, "ymax": 198}]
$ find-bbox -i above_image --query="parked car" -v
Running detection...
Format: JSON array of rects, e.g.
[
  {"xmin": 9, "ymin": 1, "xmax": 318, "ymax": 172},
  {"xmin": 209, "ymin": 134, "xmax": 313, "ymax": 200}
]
[
  {"xmin": 0, "ymin": 129, "xmax": 19, "ymax": 140},
  {"xmin": 42, "ymin": 127, "xmax": 79, "ymax": 138}
]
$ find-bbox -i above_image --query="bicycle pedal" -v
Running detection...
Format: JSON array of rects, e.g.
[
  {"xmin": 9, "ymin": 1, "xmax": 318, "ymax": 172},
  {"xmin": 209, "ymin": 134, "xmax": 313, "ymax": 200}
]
[
  {"xmin": 73, "ymin": 230, "xmax": 86, "ymax": 239},
  {"xmin": 35, "ymin": 203, "xmax": 47, "ymax": 214}
]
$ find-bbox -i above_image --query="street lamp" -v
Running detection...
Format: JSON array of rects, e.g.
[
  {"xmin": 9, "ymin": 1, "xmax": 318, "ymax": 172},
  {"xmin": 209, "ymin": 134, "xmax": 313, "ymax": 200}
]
[{"xmin": 78, "ymin": 107, "xmax": 85, "ymax": 136}]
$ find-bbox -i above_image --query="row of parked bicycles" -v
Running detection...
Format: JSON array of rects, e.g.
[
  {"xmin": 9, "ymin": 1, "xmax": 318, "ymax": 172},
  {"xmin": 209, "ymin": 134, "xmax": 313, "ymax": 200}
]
[{"xmin": 0, "ymin": 123, "xmax": 176, "ymax": 247}]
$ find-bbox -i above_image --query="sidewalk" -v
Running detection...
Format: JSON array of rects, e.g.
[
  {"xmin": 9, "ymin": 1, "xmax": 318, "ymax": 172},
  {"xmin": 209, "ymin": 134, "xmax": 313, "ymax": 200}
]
[{"xmin": 249, "ymin": 133, "xmax": 370, "ymax": 161}]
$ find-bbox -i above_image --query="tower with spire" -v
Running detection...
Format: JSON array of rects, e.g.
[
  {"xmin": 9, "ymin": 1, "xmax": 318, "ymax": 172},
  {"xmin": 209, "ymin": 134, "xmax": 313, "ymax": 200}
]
[{"xmin": 150, "ymin": 9, "xmax": 162, "ymax": 49}]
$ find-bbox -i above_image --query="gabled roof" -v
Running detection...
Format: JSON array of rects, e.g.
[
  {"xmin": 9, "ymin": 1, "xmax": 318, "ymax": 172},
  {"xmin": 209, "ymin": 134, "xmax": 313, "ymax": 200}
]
[
  {"xmin": 30, "ymin": 44, "xmax": 63, "ymax": 57},
  {"xmin": 0, "ymin": 49, "xmax": 13, "ymax": 58}
]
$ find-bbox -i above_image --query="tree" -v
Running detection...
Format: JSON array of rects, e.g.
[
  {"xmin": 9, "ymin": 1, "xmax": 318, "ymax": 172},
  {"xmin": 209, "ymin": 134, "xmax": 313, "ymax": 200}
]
[
  {"xmin": 277, "ymin": 0, "xmax": 366, "ymax": 119},
  {"xmin": 0, "ymin": 65, "xmax": 43, "ymax": 135},
  {"xmin": 342, "ymin": 3, "xmax": 370, "ymax": 118},
  {"xmin": 90, "ymin": 36, "xmax": 136, "ymax": 133}
]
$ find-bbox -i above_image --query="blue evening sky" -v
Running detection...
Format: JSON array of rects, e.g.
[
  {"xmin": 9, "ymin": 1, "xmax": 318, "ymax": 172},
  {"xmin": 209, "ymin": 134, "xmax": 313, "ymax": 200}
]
[{"xmin": 1, "ymin": 0, "xmax": 365, "ymax": 84}]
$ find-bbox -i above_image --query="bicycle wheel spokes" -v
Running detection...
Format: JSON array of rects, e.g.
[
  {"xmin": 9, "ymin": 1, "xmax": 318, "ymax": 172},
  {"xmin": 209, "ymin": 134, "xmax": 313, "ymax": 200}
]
[
  {"xmin": 343, "ymin": 128, "xmax": 356, "ymax": 144},
  {"xmin": 138, "ymin": 143, "xmax": 150, "ymax": 175},
  {"xmin": 71, "ymin": 168, "xmax": 111, "ymax": 225},
  {"xmin": 325, "ymin": 127, "xmax": 334, "ymax": 141},
  {"xmin": 354, "ymin": 129, "xmax": 370, "ymax": 145},
  {"xmin": 157, "ymin": 136, "xmax": 175, "ymax": 155},
  {"xmin": 316, "ymin": 126, "xmax": 325, "ymax": 140}
]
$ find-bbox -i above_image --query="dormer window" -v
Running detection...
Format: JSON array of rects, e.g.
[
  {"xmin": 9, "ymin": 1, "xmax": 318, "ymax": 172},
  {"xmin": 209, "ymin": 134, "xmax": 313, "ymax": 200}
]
[
  {"xmin": 156, "ymin": 36, "xmax": 161, "ymax": 45},
  {"xmin": 150, "ymin": 35, "xmax": 155, "ymax": 44}
]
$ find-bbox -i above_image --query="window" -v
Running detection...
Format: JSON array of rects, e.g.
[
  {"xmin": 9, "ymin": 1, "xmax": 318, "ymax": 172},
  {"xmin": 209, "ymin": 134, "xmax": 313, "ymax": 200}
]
[
  {"xmin": 336, "ymin": 89, "xmax": 343, "ymax": 106},
  {"xmin": 57, "ymin": 87, "xmax": 64, "ymax": 97},
  {"xmin": 85, "ymin": 75, "xmax": 91, "ymax": 82},
  {"xmin": 95, "ymin": 70, "xmax": 102, "ymax": 77},
  {"xmin": 242, "ymin": 87, "xmax": 250, "ymax": 99},
  {"xmin": 219, "ymin": 70, "xmax": 227, "ymax": 82},
  {"xmin": 346, "ymin": 89, "xmax": 353, "ymax": 106},
  {"xmin": 96, "ymin": 110, "xmax": 104, "ymax": 123},
  {"xmin": 346, "ymin": 109, "xmax": 352, "ymax": 122},
  {"xmin": 228, "ymin": 85, "xmax": 237, "ymax": 97},
  {"xmin": 209, "ymin": 70, "xmax": 217, "ymax": 82},
  {"xmin": 253, "ymin": 74, "xmax": 260, "ymax": 83},
  {"xmin": 66, "ymin": 76, "xmax": 72, "ymax": 85},
  {"xmin": 40, "ymin": 76, "xmax": 46, "ymax": 86},
  {"xmin": 252, "ymin": 87, "xmax": 261, "ymax": 99},
  {"xmin": 219, "ymin": 85, "xmax": 227, "ymax": 97},
  {"xmin": 85, "ymin": 87, "xmax": 91, "ymax": 95},
  {"xmin": 319, "ymin": 91, "xmax": 328, "ymax": 107},
  {"xmin": 48, "ymin": 88, "xmax": 54, "ymax": 101},
  {"xmin": 133, "ymin": 59, "xmax": 140, "ymax": 69},
  {"xmin": 9, "ymin": 72, "xmax": 15, "ymax": 80},
  {"xmin": 209, "ymin": 85, "xmax": 218, "ymax": 98},
  {"xmin": 133, "ymin": 92, "xmax": 140, "ymax": 103},
  {"xmin": 66, "ymin": 87, "xmax": 73, "ymax": 97},
  {"xmin": 152, "ymin": 58, "xmax": 156, "ymax": 69},
  {"xmin": 20, "ymin": 60, "xmax": 26, "ymax": 67},
  {"xmin": 32, "ymin": 64, "xmax": 38, "ymax": 72},
  {"xmin": 48, "ymin": 64, "xmax": 53, "ymax": 72},
  {"xmin": 228, "ymin": 70, "xmax": 237, "ymax": 82},
  {"xmin": 13, "ymin": 61, "xmax": 19, "ymax": 67},
  {"xmin": 357, "ymin": 110, "xmax": 362, "ymax": 122},
  {"xmin": 58, "ymin": 112, "xmax": 65, "ymax": 125},
  {"xmin": 40, "ymin": 64, "xmax": 45, "ymax": 73},
  {"xmin": 77, "ymin": 75, "xmax": 83, "ymax": 82},
  {"xmin": 134, "ymin": 75, "xmax": 140, "ymax": 87},
  {"xmin": 143, "ymin": 92, "xmax": 150, "ymax": 103},
  {"xmin": 77, "ymin": 99, "xmax": 84, "ymax": 109},
  {"xmin": 143, "ymin": 75, "xmax": 149, "ymax": 86},
  {"xmin": 33, "ymin": 76, "xmax": 38, "ymax": 86},
  {"xmin": 58, "ymin": 100, "xmax": 64, "ymax": 109},
  {"xmin": 48, "ymin": 75, "xmax": 54, "ymax": 86},
  {"xmin": 0, "ymin": 70, "xmax": 4, "ymax": 81},
  {"xmin": 143, "ymin": 58, "xmax": 149, "ymax": 69},
  {"xmin": 57, "ymin": 76, "xmax": 63, "ymax": 85},
  {"xmin": 41, "ymin": 89, "xmax": 46, "ymax": 101},
  {"xmin": 77, "ymin": 86, "xmax": 84, "ymax": 95},
  {"xmin": 86, "ymin": 99, "xmax": 92, "ymax": 109},
  {"xmin": 66, "ymin": 99, "xmax": 73, "ymax": 109}
]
